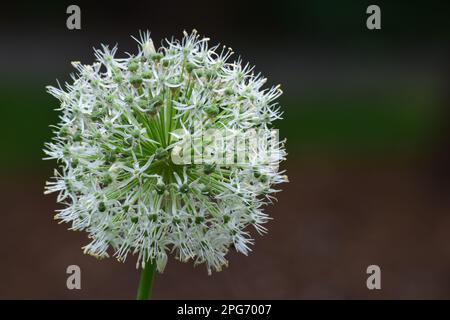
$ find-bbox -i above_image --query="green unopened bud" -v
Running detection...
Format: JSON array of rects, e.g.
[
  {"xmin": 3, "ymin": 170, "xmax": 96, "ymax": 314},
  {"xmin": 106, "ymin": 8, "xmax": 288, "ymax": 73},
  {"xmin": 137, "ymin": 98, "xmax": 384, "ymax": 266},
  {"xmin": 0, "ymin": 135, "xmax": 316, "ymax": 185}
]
[
  {"xmin": 179, "ymin": 183, "xmax": 189, "ymax": 193},
  {"xmin": 60, "ymin": 126, "xmax": 69, "ymax": 137},
  {"xmin": 93, "ymin": 131, "xmax": 102, "ymax": 140},
  {"xmin": 203, "ymin": 163, "xmax": 216, "ymax": 175},
  {"xmin": 193, "ymin": 69, "xmax": 203, "ymax": 77},
  {"xmin": 147, "ymin": 105, "xmax": 157, "ymax": 116},
  {"xmin": 204, "ymin": 70, "xmax": 215, "ymax": 79},
  {"xmin": 98, "ymin": 202, "xmax": 106, "ymax": 212},
  {"xmin": 132, "ymin": 129, "xmax": 141, "ymax": 138},
  {"xmin": 101, "ymin": 173, "xmax": 113, "ymax": 186},
  {"xmin": 155, "ymin": 182, "xmax": 165, "ymax": 195},
  {"xmin": 150, "ymin": 97, "xmax": 163, "ymax": 108},
  {"xmin": 259, "ymin": 175, "xmax": 268, "ymax": 183},
  {"xmin": 195, "ymin": 216, "xmax": 204, "ymax": 224},
  {"xmin": 127, "ymin": 61, "xmax": 139, "ymax": 72},
  {"xmin": 137, "ymin": 98, "xmax": 148, "ymax": 109},
  {"xmin": 124, "ymin": 94, "xmax": 133, "ymax": 104},
  {"xmin": 71, "ymin": 158, "xmax": 79, "ymax": 168},
  {"xmin": 105, "ymin": 121, "xmax": 113, "ymax": 130},
  {"xmin": 150, "ymin": 53, "xmax": 163, "ymax": 62},
  {"xmin": 204, "ymin": 105, "xmax": 219, "ymax": 117},
  {"xmin": 91, "ymin": 110, "xmax": 105, "ymax": 121},
  {"xmin": 105, "ymin": 151, "xmax": 116, "ymax": 164},
  {"xmin": 73, "ymin": 131, "xmax": 82, "ymax": 142},
  {"xmin": 155, "ymin": 147, "xmax": 168, "ymax": 160},
  {"xmin": 91, "ymin": 79, "xmax": 99, "ymax": 88},
  {"xmin": 113, "ymin": 74, "xmax": 123, "ymax": 83},
  {"xmin": 130, "ymin": 76, "xmax": 143, "ymax": 88},
  {"xmin": 201, "ymin": 186, "xmax": 211, "ymax": 195},
  {"xmin": 142, "ymin": 71, "xmax": 152, "ymax": 79},
  {"xmin": 106, "ymin": 94, "xmax": 114, "ymax": 104},
  {"xmin": 186, "ymin": 62, "xmax": 197, "ymax": 73},
  {"xmin": 224, "ymin": 88, "xmax": 234, "ymax": 96}
]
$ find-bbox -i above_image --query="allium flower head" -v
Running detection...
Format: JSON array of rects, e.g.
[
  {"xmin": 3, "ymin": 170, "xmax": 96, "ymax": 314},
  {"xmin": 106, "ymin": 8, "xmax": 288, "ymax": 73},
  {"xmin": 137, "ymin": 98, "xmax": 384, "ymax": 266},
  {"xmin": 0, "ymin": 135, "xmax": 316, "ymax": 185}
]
[{"xmin": 44, "ymin": 30, "xmax": 287, "ymax": 274}]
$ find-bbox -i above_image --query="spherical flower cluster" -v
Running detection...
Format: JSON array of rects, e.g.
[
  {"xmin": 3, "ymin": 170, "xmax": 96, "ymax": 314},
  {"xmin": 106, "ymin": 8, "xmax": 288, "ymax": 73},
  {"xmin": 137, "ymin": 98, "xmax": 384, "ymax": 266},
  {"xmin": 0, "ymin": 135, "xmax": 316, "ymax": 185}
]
[{"xmin": 44, "ymin": 30, "xmax": 287, "ymax": 274}]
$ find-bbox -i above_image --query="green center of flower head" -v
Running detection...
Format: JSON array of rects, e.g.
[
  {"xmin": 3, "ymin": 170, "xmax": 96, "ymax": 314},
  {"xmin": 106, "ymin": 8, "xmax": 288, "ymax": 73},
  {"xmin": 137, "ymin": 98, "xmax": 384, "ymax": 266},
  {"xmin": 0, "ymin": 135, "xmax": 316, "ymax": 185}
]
[{"xmin": 44, "ymin": 30, "xmax": 287, "ymax": 275}]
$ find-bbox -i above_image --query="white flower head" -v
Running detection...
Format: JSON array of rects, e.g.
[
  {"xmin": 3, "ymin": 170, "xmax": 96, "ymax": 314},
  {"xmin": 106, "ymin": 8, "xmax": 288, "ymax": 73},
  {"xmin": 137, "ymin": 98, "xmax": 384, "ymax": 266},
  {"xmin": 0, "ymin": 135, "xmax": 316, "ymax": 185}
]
[{"xmin": 44, "ymin": 30, "xmax": 287, "ymax": 274}]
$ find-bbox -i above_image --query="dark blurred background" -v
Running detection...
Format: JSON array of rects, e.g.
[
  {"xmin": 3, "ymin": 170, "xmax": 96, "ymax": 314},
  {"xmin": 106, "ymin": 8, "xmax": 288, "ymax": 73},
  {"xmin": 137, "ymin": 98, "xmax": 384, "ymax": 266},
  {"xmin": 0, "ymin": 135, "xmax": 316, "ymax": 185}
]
[{"xmin": 0, "ymin": 0, "xmax": 449, "ymax": 299}]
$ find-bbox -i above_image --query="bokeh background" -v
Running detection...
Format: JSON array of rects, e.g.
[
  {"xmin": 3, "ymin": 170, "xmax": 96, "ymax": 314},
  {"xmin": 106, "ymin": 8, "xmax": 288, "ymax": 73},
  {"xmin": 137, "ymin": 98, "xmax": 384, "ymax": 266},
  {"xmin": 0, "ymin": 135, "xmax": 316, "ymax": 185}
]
[{"xmin": 0, "ymin": 0, "xmax": 449, "ymax": 299}]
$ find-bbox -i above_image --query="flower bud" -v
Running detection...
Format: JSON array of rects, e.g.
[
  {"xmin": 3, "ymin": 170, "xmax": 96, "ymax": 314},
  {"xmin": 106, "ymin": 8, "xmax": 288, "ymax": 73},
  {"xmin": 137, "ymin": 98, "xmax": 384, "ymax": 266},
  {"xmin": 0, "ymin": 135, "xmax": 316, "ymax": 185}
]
[
  {"xmin": 155, "ymin": 147, "xmax": 168, "ymax": 160},
  {"xmin": 143, "ymin": 40, "xmax": 156, "ymax": 58},
  {"xmin": 128, "ymin": 60, "xmax": 139, "ymax": 72},
  {"xmin": 203, "ymin": 163, "xmax": 215, "ymax": 175},
  {"xmin": 98, "ymin": 202, "xmax": 106, "ymax": 212},
  {"xmin": 179, "ymin": 183, "xmax": 189, "ymax": 193},
  {"xmin": 130, "ymin": 76, "xmax": 143, "ymax": 88},
  {"xmin": 155, "ymin": 182, "xmax": 165, "ymax": 195},
  {"xmin": 204, "ymin": 105, "xmax": 219, "ymax": 117}
]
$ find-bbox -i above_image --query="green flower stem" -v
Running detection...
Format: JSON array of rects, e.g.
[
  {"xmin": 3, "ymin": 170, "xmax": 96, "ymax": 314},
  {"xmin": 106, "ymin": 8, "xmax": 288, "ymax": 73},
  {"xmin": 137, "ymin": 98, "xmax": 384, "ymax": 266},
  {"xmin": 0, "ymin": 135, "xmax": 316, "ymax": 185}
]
[{"xmin": 136, "ymin": 260, "xmax": 157, "ymax": 300}]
